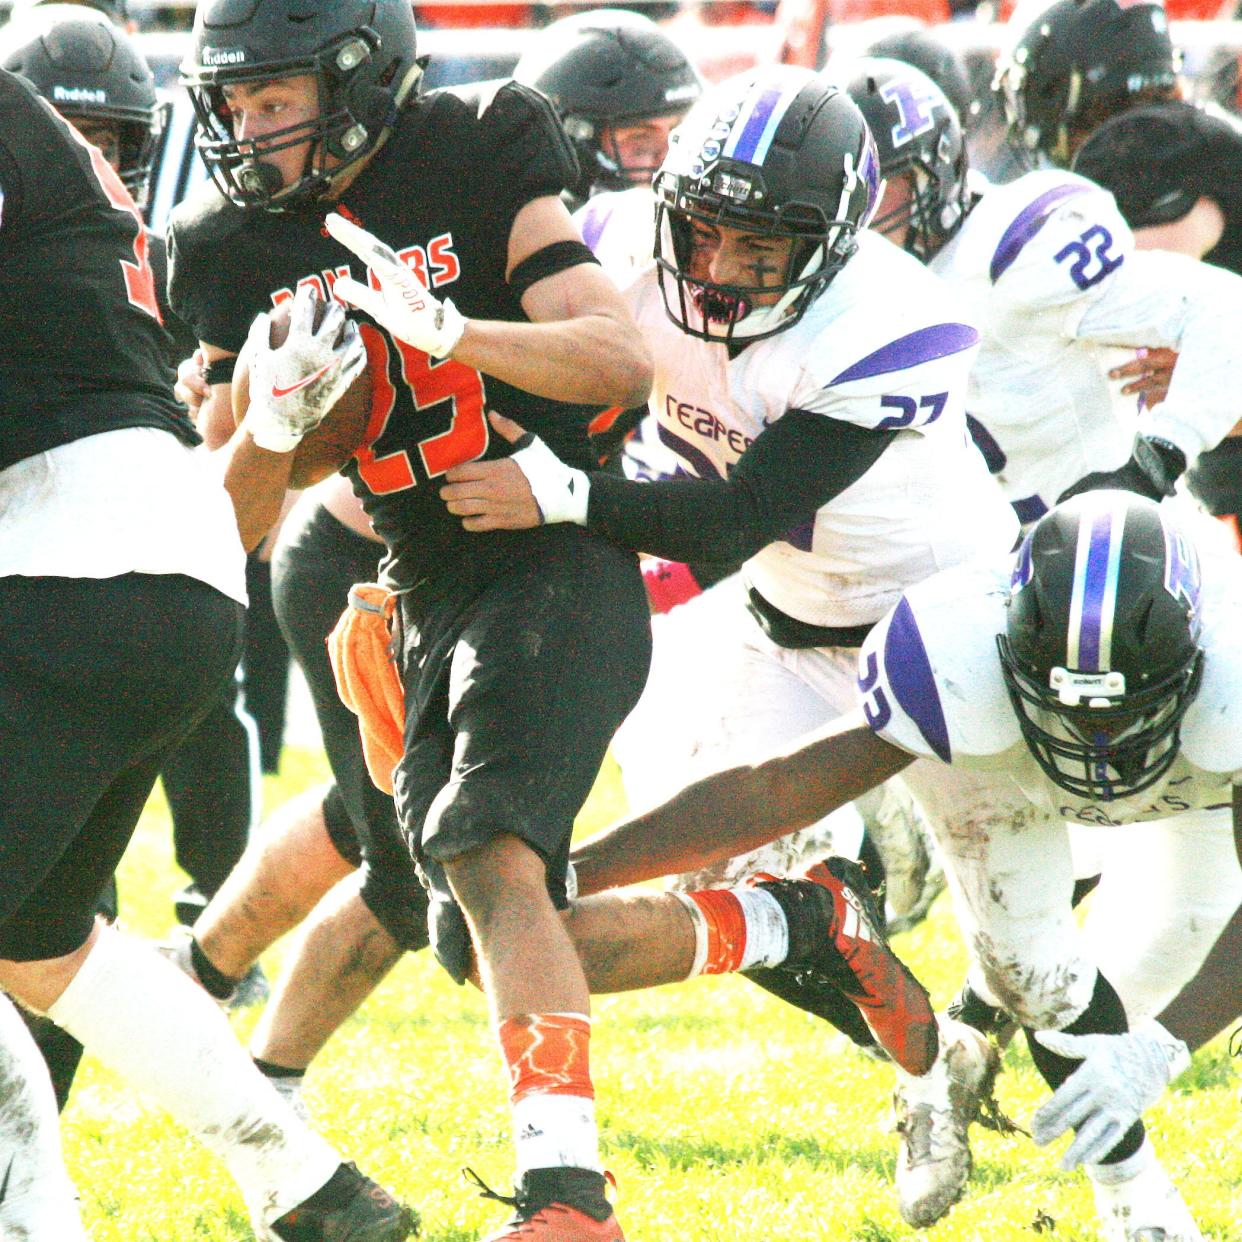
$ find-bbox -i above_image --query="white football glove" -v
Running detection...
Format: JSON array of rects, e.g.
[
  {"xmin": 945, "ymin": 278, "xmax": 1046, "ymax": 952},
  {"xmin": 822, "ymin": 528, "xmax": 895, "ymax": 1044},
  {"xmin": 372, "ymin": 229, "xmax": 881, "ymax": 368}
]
[
  {"xmin": 1031, "ymin": 1019, "xmax": 1191, "ymax": 1169},
  {"xmin": 510, "ymin": 431, "xmax": 590, "ymax": 525},
  {"xmin": 324, "ymin": 211, "xmax": 467, "ymax": 359},
  {"xmin": 242, "ymin": 285, "xmax": 367, "ymax": 454}
]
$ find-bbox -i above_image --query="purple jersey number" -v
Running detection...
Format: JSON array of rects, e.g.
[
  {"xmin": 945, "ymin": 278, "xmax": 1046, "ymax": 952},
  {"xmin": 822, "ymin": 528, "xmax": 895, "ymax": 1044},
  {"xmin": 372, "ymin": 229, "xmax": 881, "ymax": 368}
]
[{"xmin": 1054, "ymin": 224, "xmax": 1124, "ymax": 291}]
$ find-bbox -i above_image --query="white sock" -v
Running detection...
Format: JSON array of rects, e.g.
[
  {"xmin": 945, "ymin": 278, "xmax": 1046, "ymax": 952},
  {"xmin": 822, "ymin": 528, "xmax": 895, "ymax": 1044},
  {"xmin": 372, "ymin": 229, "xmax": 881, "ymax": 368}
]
[
  {"xmin": 263, "ymin": 1070, "xmax": 309, "ymax": 1124},
  {"xmin": 734, "ymin": 887, "xmax": 789, "ymax": 970},
  {"xmin": 45, "ymin": 926, "xmax": 340, "ymax": 1225},
  {"xmin": 0, "ymin": 994, "xmax": 89, "ymax": 1240},
  {"xmin": 512, "ymin": 1093, "xmax": 602, "ymax": 1177}
]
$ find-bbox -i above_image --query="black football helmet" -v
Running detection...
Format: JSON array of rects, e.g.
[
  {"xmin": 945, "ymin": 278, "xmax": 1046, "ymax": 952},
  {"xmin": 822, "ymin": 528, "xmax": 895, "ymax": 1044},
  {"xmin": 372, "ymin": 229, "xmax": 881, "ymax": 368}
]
[
  {"xmin": 0, "ymin": 5, "xmax": 167, "ymax": 207},
  {"xmin": 181, "ymin": 0, "xmax": 423, "ymax": 209},
  {"xmin": 513, "ymin": 8, "xmax": 702, "ymax": 202},
  {"xmin": 842, "ymin": 58, "xmax": 969, "ymax": 260},
  {"xmin": 654, "ymin": 65, "xmax": 880, "ymax": 344},
  {"xmin": 995, "ymin": 0, "xmax": 1179, "ymax": 168},
  {"xmin": 997, "ymin": 492, "xmax": 1204, "ymax": 803}
]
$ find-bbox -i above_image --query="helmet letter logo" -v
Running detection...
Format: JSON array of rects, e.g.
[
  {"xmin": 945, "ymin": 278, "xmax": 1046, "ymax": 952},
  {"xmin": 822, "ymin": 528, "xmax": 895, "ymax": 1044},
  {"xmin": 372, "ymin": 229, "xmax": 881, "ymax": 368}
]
[
  {"xmin": 1162, "ymin": 521, "xmax": 1201, "ymax": 621},
  {"xmin": 879, "ymin": 77, "xmax": 938, "ymax": 149}
]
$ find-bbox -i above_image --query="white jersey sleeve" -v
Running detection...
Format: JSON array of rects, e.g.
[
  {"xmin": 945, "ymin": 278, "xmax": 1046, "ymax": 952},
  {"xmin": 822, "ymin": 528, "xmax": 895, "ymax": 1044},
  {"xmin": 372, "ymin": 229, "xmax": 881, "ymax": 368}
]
[
  {"xmin": 1071, "ymin": 248, "xmax": 1242, "ymax": 464},
  {"xmin": 856, "ymin": 560, "xmax": 1021, "ymax": 767},
  {"xmin": 573, "ymin": 187, "xmax": 657, "ymax": 285}
]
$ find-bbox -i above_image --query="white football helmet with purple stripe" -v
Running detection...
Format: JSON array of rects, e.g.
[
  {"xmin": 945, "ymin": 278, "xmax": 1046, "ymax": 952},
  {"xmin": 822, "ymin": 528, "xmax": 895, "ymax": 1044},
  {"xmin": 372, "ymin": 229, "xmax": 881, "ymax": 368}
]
[
  {"xmin": 997, "ymin": 491, "xmax": 1203, "ymax": 801},
  {"xmin": 653, "ymin": 64, "xmax": 881, "ymax": 343}
]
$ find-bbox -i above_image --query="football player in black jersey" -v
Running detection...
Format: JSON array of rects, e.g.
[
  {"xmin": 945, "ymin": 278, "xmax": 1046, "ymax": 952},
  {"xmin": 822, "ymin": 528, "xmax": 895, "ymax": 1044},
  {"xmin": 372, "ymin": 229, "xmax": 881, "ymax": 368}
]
[
  {"xmin": 0, "ymin": 0, "xmax": 265, "ymax": 983},
  {"xmin": 160, "ymin": 1, "xmax": 698, "ymax": 1136},
  {"xmin": 0, "ymin": 68, "xmax": 413, "ymax": 1242},
  {"xmin": 170, "ymin": 1, "xmax": 654, "ymax": 1237}
]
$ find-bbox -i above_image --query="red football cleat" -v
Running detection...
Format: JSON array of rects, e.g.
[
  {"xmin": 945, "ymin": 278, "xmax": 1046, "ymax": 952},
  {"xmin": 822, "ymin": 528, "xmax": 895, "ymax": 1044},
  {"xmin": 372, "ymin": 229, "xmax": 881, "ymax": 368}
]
[
  {"xmin": 467, "ymin": 1167, "xmax": 625, "ymax": 1242},
  {"xmin": 758, "ymin": 857, "xmax": 939, "ymax": 1076}
]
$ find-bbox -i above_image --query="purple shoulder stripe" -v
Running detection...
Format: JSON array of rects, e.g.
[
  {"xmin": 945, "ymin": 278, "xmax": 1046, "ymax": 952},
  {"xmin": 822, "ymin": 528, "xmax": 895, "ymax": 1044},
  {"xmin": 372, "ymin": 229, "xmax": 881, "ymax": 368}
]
[
  {"xmin": 990, "ymin": 182, "xmax": 1091, "ymax": 283},
  {"xmin": 883, "ymin": 597, "xmax": 951, "ymax": 763},
  {"xmin": 829, "ymin": 323, "xmax": 979, "ymax": 386},
  {"xmin": 577, "ymin": 197, "xmax": 614, "ymax": 254}
]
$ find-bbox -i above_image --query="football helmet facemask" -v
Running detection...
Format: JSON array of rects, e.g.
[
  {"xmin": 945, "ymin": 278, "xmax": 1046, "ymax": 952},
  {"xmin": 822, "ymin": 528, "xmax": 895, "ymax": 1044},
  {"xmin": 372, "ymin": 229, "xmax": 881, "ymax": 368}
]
[
  {"xmin": 994, "ymin": 0, "xmax": 1179, "ymax": 168},
  {"xmin": 997, "ymin": 492, "xmax": 1204, "ymax": 803},
  {"xmin": 0, "ymin": 5, "xmax": 168, "ymax": 209},
  {"xmin": 514, "ymin": 8, "xmax": 702, "ymax": 202},
  {"xmin": 843, "ymin": 58, "xmax": 969, "ymax": 260},
  {"xmin": 654, "ymin": 65, "xmax": 881, "ymax": 344},
  {"xmin": 181, "ymin": 0, "xmax": 422, "ymax": 210}
]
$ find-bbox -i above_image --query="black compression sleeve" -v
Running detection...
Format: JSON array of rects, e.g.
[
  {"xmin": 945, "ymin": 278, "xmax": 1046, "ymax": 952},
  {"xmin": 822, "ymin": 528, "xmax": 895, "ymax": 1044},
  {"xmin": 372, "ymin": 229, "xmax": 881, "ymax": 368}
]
[{"xmin": 586, "ymin": 410, "xmax": 897, "ymax": 562}]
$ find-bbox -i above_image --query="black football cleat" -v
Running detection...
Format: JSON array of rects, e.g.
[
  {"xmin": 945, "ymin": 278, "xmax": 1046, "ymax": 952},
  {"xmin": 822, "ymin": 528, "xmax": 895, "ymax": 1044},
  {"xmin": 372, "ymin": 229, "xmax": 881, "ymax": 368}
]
[{"xmin": 263, "ymin": 1162, "xmax": 419, "ymax": 1241}]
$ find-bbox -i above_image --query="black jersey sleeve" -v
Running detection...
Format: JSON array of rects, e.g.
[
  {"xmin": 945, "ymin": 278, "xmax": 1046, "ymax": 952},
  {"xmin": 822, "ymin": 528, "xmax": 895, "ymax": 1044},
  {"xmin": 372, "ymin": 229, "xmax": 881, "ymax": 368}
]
[
  {"xmin": 166, "ymin": 183, "xmax": 253, "ymax": 353},
  {"xmin": 585, "ymin": 410, "xmax": 896, "ymax": 562},
  {"xmin": 478, "ymin": 80, "xmax": 581, "ymax": 212}
]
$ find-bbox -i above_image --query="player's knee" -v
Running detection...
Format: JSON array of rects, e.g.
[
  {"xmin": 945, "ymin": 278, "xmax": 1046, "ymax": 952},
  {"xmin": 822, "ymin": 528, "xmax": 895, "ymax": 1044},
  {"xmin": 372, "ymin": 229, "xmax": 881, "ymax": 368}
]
[{"xmin": 975, "ymin": 948, "xmax": 1096, "ymax": 1030}]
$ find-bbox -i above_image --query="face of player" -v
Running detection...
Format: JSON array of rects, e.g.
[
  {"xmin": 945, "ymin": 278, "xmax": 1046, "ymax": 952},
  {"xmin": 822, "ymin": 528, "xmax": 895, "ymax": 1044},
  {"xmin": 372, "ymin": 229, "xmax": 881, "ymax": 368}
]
[
  {"xmin": 600, "ymin": 111, "xmax": 685, "ymax": 184},
  {"xmin": 871, "ymin": 171, "xmax": 914, "ymax": 251},
  {"xmin": 686, "ymin": 217, "xmax": 794, "ymax": 309},
  {"xmin": 222, "ymin": 73, "xmax": 321, "ymax": 191},
  {"xmin": 68, "ymin": 116, "xmax": 122, "ymax": 171}
]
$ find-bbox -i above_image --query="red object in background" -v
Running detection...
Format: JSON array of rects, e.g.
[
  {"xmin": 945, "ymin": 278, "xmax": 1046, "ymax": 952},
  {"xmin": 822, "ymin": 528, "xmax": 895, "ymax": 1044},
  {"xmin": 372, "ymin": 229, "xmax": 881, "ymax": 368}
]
[
  {"xmin": 415, "ymin": 2, "xmax": 536, "ymax": 27},
  {"xmin": 642, "ymin": 557, "xmax": 704, "ymax": 613}
]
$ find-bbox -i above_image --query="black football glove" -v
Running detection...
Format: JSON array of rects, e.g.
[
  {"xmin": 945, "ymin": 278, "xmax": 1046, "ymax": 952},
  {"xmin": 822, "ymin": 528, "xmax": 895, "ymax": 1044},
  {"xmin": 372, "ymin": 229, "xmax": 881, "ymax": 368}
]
[{"xmin": 1057, "ymin": 434, "xmax": 1187, "ymax": 504}]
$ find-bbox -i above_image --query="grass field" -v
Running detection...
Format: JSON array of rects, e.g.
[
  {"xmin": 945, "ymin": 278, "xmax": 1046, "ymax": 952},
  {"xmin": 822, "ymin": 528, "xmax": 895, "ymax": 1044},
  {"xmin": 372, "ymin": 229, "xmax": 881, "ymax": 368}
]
[{"xmin": 64, "ymin": 742, "xmax": 1241, "ymax": 1241}]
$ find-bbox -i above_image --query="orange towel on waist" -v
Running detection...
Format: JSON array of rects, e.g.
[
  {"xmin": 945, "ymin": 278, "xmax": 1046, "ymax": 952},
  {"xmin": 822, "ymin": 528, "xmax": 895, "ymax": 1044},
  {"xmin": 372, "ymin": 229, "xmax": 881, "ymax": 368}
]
[{"xmin": 327, "ymin": 583, "xmax": 405, "ymax": 795}]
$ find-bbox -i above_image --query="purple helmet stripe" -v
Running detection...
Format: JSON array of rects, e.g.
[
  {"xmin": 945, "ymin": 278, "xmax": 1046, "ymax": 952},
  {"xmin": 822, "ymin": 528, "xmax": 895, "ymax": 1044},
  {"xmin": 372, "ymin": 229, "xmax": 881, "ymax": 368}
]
[
  {"xmin": 990, "ymin": 183, "xmax": 1092, "ymax": 283},
  {"xmin": 1069, "ymin": 506, "xmax": 1122, "ymax": 671},
  {"xmin": 724, "ymin": 84, "xmax": 785, "ymax": 164},
  {"xmin": 829, "ymin": 323, "xmax": 978, "ymax": 386}
]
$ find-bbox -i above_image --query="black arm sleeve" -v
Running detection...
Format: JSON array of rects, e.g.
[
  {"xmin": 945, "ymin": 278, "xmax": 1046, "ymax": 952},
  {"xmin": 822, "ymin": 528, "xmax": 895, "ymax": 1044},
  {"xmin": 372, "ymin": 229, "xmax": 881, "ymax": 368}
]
[{"xmin": 586, "ymin": 410, "xmax": 897, "ymax": 562}]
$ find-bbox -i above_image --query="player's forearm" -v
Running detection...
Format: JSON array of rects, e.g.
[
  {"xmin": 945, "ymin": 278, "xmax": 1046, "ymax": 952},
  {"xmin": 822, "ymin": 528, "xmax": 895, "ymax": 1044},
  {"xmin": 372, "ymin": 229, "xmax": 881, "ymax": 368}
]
[
  {"xmin": 1155, "ymin": 902, "xmax": 1242, "ymax": 1052},
  {"xmin": 571, "ymin": 760, "xmax": 798, "ymax": 895},
  {"xmin": 572, "ymin": 717, "xmax": 909, "ymax": 896},
  {"xmin": 451, "ymin": 312, "xmax": 652, "ymax": 409},
  {"xmin": 218, "ymin": 428, "xmax": 297, "ymax": 552}
]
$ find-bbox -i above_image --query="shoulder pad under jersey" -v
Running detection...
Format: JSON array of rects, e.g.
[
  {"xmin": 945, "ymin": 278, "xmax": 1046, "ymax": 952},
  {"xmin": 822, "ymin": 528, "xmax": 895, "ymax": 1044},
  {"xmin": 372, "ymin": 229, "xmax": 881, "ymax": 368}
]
[
  {"xmin": 1179, "ymin": 549, "xmax": 1242, "ymax": 778},
  {"xmin": 965, "ymin": 169, "xmax": 1134, "ymax": 311},
  {"xmin": 857, "ymin": 560, "xmax": 1020, "ymax": 765},
  {"xmin": 787, "ymin": 232, "xmax": 980, "ymax": 429}
]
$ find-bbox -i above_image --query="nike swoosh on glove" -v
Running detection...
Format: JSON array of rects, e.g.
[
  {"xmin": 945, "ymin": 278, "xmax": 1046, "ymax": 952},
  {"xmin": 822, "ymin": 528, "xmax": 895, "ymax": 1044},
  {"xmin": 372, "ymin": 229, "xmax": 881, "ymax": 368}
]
[{"xmin": 242, "ymin": 285, "xmax": 367, "ymax": 453}]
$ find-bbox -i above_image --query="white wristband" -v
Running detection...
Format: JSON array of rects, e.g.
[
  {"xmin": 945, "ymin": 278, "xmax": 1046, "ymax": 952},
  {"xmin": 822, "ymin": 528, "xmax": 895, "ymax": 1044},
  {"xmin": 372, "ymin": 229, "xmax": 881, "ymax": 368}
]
[{"xmin": 511, "ymin": 433, "xmax": 590, "ymax": 525}]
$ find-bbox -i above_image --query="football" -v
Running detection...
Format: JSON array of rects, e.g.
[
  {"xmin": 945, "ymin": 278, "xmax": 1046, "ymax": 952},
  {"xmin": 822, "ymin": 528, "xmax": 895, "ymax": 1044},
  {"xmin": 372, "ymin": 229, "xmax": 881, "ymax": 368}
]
[{"xmin": 232, "ymin": 294, "xmax": 373, "ymax": 489}]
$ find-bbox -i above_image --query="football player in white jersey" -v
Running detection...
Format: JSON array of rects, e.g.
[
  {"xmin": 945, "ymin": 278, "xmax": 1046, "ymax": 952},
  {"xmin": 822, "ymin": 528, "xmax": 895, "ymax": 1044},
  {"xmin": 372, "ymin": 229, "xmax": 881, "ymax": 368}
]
[
  {"xmin": 845, "ymin": 56, "xmax": 1242, "ymax": 527},
  {"xmin": 440, "ymin": 63, "xmax": 1017, "ymax": 886},
  {"xmin": 566, "ymin": 491, "xmax": 1230, "ymax": 1242}
]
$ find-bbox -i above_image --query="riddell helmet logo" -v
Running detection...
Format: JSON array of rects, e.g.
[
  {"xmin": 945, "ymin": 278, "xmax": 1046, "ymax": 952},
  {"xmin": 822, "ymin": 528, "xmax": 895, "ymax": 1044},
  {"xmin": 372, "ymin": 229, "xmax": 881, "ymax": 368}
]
[
  {"xmin": 53, "ymin": 85, "xmax": 107, "ymax": 104},
  {"xmin": 201, "ymin": 46, "xmax": 247, "ymax": 66}
]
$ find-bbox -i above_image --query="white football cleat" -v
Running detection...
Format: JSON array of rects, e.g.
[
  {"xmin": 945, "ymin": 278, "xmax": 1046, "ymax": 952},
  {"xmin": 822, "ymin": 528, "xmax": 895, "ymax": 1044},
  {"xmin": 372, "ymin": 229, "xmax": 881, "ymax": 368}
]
[
  {"xmin": 1090, "ymin": 1144, "xmax": 1204, "ymax": 1242},
  {"xmin": 893, "ymin": 1016, "xmax": 999, "ymax": 1227}
]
